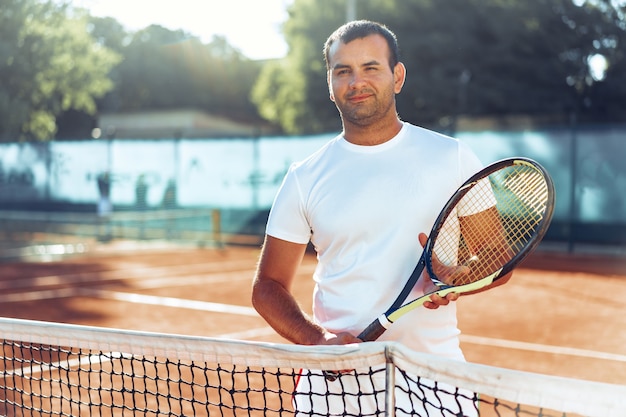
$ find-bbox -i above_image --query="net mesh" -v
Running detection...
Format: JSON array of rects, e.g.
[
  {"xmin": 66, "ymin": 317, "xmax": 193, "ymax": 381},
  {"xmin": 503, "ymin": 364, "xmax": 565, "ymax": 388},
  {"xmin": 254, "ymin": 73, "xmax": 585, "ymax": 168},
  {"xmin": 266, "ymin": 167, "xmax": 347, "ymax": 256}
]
[
  {"xmin": 0, "ymin": 317, "xmax": 623, "ymax": 417},
  {"xmin": 0, "ymin": 209, "xmax": 264, "ymax": 260}
]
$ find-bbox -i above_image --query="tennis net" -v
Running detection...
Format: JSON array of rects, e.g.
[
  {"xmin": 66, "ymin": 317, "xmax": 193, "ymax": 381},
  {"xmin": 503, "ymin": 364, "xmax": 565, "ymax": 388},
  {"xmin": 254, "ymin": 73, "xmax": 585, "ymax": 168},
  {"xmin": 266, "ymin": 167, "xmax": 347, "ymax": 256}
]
[
  {"xmin": 0, "ymin": 317, "xmax": 623, "ymax": 417},
  {"xmin": 0, "ymin": 209, "xmax": 264, "ymax": 255}
]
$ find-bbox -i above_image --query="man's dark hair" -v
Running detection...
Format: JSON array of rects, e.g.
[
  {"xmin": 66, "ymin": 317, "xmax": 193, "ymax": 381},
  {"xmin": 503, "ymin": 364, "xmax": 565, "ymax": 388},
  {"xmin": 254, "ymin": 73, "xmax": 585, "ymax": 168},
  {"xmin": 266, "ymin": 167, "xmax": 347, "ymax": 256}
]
[{"xmin": 323, "ymin": 20, "xmax": 400, "ymax": 71}]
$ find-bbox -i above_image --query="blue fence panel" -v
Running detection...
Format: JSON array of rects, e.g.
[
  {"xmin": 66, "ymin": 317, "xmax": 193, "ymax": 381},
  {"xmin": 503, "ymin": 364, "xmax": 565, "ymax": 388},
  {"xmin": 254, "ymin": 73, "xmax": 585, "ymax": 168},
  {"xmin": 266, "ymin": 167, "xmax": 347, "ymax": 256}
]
[{"xmin": 1, "ymin": 125, "xmax": 625, "ymax": 246}]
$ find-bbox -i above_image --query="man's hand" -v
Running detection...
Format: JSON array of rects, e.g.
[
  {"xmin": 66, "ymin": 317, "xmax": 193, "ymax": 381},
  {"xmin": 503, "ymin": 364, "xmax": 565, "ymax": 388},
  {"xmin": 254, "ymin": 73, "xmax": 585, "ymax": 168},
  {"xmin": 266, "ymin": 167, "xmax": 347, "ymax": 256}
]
[
  {"xmin": 318, "ymin": 331, "xmax": 362, "ymax": 345},
  {"xmin": 418, "ymin": 233, "xmax": 462, "ymax": 310},
  {"xmin": 319, "ymin": 331, "xmax": 362, "ymax": 381}
]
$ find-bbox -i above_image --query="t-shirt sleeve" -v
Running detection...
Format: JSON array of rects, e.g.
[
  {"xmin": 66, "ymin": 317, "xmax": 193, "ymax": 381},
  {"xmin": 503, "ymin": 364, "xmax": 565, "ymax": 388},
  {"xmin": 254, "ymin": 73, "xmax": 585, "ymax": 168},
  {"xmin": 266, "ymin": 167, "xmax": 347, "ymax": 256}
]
[
  {"xmin": 265, "ymin": 164, "xmax": 312, "ymax": 244},
  {"xmin": 458, "ymin": 140, "xmax": 484, "ymax": 180},
  {"xmin": 457, "ymin": 141, "xmax": 497, "ymax": 217}
]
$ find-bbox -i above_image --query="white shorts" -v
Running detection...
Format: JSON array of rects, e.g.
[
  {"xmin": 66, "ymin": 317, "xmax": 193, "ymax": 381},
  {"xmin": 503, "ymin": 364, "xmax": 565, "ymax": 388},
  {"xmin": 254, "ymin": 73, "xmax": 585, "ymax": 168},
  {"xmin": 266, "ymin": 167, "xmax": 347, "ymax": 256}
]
[{"xmin": 293, "ymin": 367, "xmax": 478, "ymax": 417}]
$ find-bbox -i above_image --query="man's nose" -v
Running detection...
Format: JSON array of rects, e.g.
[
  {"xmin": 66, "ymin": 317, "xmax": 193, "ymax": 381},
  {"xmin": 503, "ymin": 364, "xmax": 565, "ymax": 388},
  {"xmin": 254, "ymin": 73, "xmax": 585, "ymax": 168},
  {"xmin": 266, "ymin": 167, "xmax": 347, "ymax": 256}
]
[{"xmin": 349, "ymin": 72, "xmax": 366, "ymax": 88}]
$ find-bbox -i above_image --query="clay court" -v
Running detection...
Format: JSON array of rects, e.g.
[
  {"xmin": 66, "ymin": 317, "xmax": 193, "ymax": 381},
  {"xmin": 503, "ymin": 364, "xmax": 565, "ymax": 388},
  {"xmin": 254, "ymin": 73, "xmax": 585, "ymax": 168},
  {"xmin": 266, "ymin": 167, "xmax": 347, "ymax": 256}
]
[{"xmin": 0, "ymin": 240, "xmax": 625, "ymax": 389}]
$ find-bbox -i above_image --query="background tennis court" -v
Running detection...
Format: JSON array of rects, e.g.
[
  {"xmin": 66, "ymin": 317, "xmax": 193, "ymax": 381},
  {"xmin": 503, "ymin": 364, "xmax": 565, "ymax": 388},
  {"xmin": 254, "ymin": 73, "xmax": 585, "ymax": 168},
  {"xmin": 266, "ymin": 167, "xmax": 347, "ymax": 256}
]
[{"xmin": 0, "ymin": 240, "xmax": 624, "ymax": 387}]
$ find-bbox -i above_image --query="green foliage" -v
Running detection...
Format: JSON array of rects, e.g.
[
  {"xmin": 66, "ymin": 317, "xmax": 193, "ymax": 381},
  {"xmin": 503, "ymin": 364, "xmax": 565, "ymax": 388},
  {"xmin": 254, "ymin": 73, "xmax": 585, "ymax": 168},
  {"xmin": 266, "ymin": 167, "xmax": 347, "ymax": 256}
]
[
  {"xmin": 0, "ymin": 2, "xmax": 266, "ymax": 141},
  {"xmin": 3, "ymin": 0, "xmax": 623, "ymax": 140},
  {"xmin": 0, "ymin": 0, "xmax": 121, "ymax": 141},
  {"xmin": 94, "ymin": 24, "xmax": 263, "ymax": 125},
  {"xmin": 252, "ymin": 0, "xmax": 626, "ymax": 134},
  {"xmin": 252, "ymin": 0, "xmax": 346, "ymax": 134}
]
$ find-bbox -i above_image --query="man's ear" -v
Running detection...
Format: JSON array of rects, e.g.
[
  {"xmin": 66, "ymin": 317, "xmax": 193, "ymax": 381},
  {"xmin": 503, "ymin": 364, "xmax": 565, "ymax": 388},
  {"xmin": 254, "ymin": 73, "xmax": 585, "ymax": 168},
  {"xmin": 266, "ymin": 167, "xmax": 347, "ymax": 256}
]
[
  {"xmin": 394, "ymin": 62, "xmax": 406, "ymax": 94},
  {"xmin": 327, "ymin": 72, "xmax": 335, "ymax": 102}
]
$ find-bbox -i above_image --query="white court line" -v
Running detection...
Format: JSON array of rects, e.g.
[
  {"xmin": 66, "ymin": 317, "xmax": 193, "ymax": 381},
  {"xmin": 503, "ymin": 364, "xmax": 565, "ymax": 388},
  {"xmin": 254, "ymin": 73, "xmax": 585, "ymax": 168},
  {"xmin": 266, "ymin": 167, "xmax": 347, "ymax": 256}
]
[
  {"xmin": 0, "ymin": 259, "xmax": 258, "ymax": 290},
  {"xmin": 3, "ymin": 285, "xmax": 624, "ymax": 364},
  {"xmin": 212, "ymin": 328, "xmax": 626, "ymax": 363},
  {"xmin": 8, "ymin": 329, "xmax": 625, "ymax": 378},
  {"xmin": 0, "ymin": 271, "xmax": 253, "ymax": 303},
  {"xmin": 460, "ymin": 334, "xmax": 626, "ymax": 363},
  {"xmin": 0, "ymin": 288, "xmax": 79, "ymax": 303},
  {"xmin": 5, "ymin": 261, "xmax": 622, "ymax": 365},
  {"xmin": 123, "ymin": 271, "xmax": 250, "ymax": 290},
  {"xmin": 79, "ymin": 289, "xmax": 259, "ymax": 316},
  {"xmin": 3, "ymin": 276, "xmax": 624, "ymax": 364},
  {"xmin": 4, "ymin": 352, "xmax": 130, "ymax": 377}
]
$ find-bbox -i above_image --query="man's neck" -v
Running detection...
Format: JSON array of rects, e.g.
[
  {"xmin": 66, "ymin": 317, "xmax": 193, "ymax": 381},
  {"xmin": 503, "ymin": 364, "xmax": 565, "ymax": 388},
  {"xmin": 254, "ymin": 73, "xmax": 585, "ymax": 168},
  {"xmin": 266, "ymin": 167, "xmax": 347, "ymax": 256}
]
[{"xmin": 343, "ymin": 118, "xmax": 404, "ymax": 146}]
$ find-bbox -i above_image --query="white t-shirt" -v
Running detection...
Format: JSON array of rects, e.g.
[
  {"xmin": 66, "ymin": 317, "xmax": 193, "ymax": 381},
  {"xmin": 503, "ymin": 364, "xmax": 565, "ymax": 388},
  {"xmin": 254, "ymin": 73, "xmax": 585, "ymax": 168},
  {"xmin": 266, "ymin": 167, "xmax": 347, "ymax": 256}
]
[{"xmin": 266, "ymin": 122, "xmax": 483, "ymax": 359}]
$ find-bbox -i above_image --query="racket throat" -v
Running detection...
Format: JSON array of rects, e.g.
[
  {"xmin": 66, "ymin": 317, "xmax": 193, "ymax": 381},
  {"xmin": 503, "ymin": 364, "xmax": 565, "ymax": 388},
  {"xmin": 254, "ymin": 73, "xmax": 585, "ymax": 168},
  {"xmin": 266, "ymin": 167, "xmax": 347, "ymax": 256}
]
[
  {"xmin": 357, "ymin": 315, "xmax": 394, "ymax": 341},
  {"xmin": 378, "ymin": 315, "xmax": 393, "ymax": 329}
]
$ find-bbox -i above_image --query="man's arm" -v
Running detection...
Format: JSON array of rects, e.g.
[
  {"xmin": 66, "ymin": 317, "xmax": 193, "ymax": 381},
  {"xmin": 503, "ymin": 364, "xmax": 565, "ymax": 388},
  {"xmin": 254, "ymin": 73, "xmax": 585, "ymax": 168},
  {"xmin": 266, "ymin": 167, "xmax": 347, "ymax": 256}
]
[{"xmin": 251, "ymin": 235, "xmax": 361, "ymax": 345}]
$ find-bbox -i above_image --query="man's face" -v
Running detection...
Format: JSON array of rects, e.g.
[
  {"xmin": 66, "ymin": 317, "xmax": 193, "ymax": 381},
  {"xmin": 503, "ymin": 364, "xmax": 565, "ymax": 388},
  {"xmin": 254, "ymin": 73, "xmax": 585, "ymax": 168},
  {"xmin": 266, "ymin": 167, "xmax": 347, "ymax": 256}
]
[{"xmin": 327, "ymin": 34, "xmax": 405, "ymax": 127}]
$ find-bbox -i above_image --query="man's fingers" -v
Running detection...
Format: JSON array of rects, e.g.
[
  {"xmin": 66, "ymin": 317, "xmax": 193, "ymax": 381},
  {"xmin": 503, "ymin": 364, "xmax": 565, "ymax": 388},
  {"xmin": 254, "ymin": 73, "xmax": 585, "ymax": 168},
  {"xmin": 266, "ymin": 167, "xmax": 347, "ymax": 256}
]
[
  {"xmin": 324, "ymin": 369, "xmax": 354, "ymax": 381},
  {"xmin": 425, "ymin": 291, "xmax": 459, "ymax": 309}
]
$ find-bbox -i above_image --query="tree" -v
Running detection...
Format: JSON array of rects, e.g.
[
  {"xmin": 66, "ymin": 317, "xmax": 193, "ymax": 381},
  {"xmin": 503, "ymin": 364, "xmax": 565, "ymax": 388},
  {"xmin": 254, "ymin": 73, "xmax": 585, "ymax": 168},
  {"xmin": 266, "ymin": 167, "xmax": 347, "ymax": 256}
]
[
  {"xmin": 562, "ymin": 0, "xmax": 626, "ymax": 122},
  {"xmin": 95, "ymin": 25, "xmax": 264, "ymax": 125},
  {"xmin": 0, "ymin": 0, "xmax": 121, "ymax": 141},
  {"xmin": 251, "ymin": 0, "xmax": 626, "ymax": 134},
  {"xmin": 253, "ymin": 0, "xmax": 346, "ymax": 134}
]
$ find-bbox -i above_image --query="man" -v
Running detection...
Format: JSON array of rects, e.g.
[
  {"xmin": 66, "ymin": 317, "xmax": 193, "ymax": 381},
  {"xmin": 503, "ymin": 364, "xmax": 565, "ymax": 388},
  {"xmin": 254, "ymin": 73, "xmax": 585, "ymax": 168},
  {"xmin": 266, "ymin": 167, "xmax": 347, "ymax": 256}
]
[
  {"xmin": 252, "ymin": 20, "xmax": 511, "ymax": 416},
  {"xmin": 96, "ymin": 171, "xmax": 112, "ymax": 217}
]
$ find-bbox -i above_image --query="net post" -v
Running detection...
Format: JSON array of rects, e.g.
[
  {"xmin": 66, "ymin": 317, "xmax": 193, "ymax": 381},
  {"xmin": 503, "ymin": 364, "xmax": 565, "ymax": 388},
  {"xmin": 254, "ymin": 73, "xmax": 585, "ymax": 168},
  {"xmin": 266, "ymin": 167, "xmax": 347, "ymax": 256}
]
[
  {"xmin": 384, "ymin": 345, "xmax": 396, "ymax": 417},
  {"xmin": 211, "ymin": 208, "xmax": 222, "ymax": 247}
]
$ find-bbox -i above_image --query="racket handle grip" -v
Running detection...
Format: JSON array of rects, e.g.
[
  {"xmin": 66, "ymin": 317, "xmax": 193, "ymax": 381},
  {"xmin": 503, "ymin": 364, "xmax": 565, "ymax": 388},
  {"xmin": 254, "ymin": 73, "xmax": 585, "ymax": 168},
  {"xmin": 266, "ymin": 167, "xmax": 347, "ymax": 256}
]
[
  {"xmin": 324, "ymin": 317, "xmax": 388, "ymax": 381},
  {"xmin": 357, "ymin": 317, "xmax": 388, "ymax": 342}
]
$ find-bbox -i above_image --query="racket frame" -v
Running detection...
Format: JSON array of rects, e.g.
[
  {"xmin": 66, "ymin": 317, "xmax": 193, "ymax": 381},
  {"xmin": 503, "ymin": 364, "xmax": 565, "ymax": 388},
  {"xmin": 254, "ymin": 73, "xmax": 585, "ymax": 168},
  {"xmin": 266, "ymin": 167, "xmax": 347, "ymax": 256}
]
[{"xmin": 359, "ymin": 157, "xmax": 555, "ymax": 341}]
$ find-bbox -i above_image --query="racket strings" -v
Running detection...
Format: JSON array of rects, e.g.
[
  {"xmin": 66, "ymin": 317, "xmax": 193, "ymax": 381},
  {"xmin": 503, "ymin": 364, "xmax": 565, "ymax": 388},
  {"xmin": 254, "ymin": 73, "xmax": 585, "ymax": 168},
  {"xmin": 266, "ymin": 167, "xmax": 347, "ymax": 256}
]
[
  {"xmin": 431, "ymin": 164, "xmax": 550, "ymax": 286},
  {"xmin": 499, "ymin": 167, "xmax": 548, "ymax": 252}
]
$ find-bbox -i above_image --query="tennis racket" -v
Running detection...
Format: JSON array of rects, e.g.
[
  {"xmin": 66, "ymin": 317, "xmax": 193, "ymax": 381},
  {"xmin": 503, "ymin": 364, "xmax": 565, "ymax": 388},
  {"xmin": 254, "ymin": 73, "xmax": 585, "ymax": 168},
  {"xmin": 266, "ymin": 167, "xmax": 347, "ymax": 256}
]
[{"xmin": 358, "ymin": 157, "xmax": 555, "ymax": 342}]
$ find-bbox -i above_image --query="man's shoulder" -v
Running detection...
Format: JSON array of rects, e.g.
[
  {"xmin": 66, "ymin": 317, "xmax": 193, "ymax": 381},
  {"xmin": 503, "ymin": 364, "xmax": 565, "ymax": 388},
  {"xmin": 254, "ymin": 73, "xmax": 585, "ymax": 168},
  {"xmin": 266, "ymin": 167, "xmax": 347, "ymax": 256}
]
[
  {"xmin": 291, "ymin": 134, "xmax": 343, "ymax": 171},
  {"xmin": 404, "ymin": 122, "xmax": 457, "ymax": 141},
  {"xmin": 402, "ymin": 123, "xmax": 461, "ymax": 150}
]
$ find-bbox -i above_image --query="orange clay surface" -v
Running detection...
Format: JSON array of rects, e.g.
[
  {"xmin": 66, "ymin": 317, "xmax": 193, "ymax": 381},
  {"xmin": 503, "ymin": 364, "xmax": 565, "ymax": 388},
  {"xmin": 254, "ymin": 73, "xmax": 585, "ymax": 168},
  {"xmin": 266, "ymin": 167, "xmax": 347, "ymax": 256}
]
[{"xmin": 0, "ymin": 242, "xmax": 625, "ymax": 385}]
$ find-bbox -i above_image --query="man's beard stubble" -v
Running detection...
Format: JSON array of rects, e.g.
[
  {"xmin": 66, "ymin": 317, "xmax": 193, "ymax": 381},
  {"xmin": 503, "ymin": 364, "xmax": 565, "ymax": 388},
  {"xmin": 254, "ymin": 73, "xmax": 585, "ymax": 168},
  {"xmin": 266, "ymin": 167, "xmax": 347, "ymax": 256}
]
[{"xmin": 338, "ymin": 90, "xmax": 396, "ymax": 127}]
